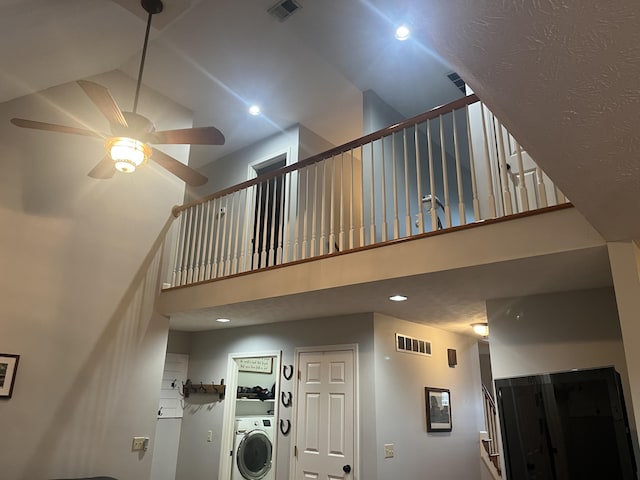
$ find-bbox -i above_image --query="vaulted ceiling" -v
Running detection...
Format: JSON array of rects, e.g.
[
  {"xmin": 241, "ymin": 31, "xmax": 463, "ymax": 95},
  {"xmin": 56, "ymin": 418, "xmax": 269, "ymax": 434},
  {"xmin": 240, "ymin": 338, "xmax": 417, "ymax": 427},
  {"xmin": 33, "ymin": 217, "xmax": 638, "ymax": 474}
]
[
  {"xmin": 4, "ymin": 0, "xmax": 637, "ymax": 241},
  {"xmin": 4, "ymin": 0, "xmax": 638, "ymax": 333}
]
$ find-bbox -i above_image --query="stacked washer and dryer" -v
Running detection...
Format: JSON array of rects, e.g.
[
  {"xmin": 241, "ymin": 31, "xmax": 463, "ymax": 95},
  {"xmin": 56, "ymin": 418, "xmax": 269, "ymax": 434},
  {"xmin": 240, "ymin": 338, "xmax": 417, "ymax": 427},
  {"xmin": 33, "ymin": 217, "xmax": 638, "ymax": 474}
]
[{"xmin": 232, "ymin": 416, "xmax": 276, "ymax": 480}]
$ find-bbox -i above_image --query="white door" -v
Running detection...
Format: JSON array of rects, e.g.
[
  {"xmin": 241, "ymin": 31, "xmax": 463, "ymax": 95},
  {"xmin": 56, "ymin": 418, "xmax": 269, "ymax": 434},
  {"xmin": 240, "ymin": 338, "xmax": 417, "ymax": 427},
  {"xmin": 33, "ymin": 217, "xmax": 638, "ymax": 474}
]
[
  {"xmin": 493, "ymin": 122, "xmax": 565, "ymax": 214},
  {"xmin": 294, "ymin": 348, "xmax": 356, "ymax": 479}
]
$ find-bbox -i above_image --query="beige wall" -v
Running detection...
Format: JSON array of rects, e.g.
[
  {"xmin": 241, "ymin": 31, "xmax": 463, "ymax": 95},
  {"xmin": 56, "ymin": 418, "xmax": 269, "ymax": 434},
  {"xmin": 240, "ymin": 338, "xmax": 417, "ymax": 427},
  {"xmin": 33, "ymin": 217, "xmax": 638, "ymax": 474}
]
[
  {"xmin": 170, "ymin": 313, "xmax": 377, "ymax": 480},
  {"xmin": 373, "ymin": 314, "xmax": 484, "ymax": 479},
  {"xmin": 608, "ymin": 241, "xmax": 640, "ymax": 449},
  {"xmin": 0, "ymin": 70, "xmax": 190, "ymax": 479}
]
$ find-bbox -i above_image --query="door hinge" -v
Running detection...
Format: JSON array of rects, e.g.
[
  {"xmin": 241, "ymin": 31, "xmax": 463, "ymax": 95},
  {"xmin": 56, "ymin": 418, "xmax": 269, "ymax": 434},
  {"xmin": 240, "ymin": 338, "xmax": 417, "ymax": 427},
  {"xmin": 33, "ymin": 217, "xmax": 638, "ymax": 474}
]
[
  {"xmin": 298, "ymin": 370, "xmax": 301, "ymax": 380},
  {"xmin": 230, "ymin": 450, "xmax": 233, "ymax": 457},
  {"xmin": 294, "ymin": 445, "xmax": 298, "ymax": 457}
]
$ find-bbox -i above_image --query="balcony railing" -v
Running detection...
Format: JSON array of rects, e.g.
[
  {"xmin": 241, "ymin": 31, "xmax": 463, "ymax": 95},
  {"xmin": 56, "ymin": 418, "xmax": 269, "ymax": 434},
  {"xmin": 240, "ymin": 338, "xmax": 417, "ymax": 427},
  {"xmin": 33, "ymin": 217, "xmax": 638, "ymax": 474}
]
[{"xmin": 168, "ymin": 94, "xmax": 568, "ymax": 288}]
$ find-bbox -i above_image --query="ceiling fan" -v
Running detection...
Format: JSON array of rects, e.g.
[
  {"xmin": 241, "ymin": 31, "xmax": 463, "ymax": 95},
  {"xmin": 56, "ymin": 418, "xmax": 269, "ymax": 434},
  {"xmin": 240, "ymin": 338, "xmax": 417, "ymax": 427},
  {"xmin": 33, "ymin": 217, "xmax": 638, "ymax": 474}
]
[{"xmin": 10, "ymin": 0, "xmax": 222, "ymax": 187}]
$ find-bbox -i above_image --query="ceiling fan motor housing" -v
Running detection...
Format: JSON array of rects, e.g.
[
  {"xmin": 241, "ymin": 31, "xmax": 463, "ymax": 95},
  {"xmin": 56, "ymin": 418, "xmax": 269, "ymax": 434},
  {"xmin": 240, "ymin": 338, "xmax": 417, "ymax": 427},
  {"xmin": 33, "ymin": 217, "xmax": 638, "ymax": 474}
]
[{"xmin": 141, "ymin": 0, "xmax": 163, "ymax": 15}]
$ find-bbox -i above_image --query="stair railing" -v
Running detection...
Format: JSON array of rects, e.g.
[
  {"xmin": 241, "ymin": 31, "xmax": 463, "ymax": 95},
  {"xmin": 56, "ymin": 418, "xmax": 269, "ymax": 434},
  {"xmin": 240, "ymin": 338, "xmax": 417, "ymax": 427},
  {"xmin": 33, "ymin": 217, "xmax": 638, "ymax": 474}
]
[
  {"xmin": 168, "ymin": 94, "xmax": 569, "ymax": 288},
  {"xmin": 481, "ymin": 383, "xmax": 501, "ymax": 475}
]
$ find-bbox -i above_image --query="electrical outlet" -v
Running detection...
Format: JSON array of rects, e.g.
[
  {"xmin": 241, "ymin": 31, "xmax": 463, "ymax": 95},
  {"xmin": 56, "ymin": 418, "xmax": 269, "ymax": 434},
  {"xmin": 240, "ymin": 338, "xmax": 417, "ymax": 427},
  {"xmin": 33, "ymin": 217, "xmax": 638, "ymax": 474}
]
[
  {"xmin": 384, "ymin": 443, "xmax": 395, "ymax": 458},
  {"xmin": 132, "ymin": 437, "xmax": 147, "ymax": 451},
  {"xmin": 207, "ymin": 430, "xmax": 213, "ymax": 442}
]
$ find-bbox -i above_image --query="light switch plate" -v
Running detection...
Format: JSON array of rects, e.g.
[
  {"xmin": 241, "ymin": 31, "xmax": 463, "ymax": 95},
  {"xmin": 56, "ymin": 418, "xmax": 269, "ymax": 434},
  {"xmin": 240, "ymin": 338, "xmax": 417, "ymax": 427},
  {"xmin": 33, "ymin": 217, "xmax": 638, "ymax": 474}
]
[
  {"xmin": 384, "ymin": 443, "xmax": 394, "ymax": 458},
  {"xmin": 132, "ymin": 437, "xmax": 147, "ymax": 451}
]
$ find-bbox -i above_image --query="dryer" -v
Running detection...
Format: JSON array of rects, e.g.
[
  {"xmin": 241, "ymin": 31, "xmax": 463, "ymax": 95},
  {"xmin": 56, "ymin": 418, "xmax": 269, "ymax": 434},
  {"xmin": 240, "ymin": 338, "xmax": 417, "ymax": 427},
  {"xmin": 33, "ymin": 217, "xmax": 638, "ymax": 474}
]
[{"xmin": 232, "ymin": 416, "xmax": 275, "ymax": 480}]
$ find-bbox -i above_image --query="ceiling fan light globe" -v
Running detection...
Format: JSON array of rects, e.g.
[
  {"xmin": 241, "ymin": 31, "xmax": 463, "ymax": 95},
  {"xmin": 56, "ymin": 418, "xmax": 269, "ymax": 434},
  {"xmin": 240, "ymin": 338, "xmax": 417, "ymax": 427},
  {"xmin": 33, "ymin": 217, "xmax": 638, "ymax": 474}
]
[{"xmin": 106, "ymin": 137, "xmax": 151, "ymax": 173}]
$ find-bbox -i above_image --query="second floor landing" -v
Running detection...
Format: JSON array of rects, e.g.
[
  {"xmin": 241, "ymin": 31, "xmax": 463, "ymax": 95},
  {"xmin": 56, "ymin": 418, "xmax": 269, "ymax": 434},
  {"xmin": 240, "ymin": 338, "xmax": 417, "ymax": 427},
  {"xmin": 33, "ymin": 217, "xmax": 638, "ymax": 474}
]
[{"xmin": 158, "ymin": 205, "xmax": 612, "ymax": 334}]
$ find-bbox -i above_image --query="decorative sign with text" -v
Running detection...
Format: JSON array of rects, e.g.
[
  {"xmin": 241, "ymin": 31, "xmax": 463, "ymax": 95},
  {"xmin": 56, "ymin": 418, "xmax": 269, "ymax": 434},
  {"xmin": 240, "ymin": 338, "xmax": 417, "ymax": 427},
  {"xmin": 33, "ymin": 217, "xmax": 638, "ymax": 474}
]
[{"xmin": 237, "ymin": 357, "xmax": 273, "ymax": 374}]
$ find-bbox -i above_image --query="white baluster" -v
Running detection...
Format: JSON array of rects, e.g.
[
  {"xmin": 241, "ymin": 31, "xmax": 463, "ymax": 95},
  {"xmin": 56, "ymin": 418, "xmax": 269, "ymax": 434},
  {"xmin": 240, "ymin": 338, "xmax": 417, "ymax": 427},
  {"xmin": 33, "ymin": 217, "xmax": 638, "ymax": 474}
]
[
  {"xmin": 302, "ymin": 167, "xmax": 309, "ymax": 260},
  {"xmin": 186, "ymin": 206, "xmax": 198, "ymax": 284},
  {"xmin": 359, "ymin": 145, "xmax": 366, "ymax": 247},
  {"xmin": 260, "ymin": 182, "xmax": 270, "ymax": 268},
  {"xmin": 480, "ymin": 103, "xmax": 497, "ymax": 219},
  {"xmin": 320, "ymin": 158, "xmax": 327, "ymax": 255},
  {"xmin": 465, "ymin": 106, "xmax": 481, "ymax": 221},
  {"xmin": 427, "ymin": 119, "xmax": 438, "ymax": 232},
  {"xmin": 380, "ymin": 137, "xmax": 388, "ymax": 241},
  {"xmin": 496, "ymin": 120, "xmax": 513, "ymax": 215},
  {"xmin": 535, "ymin": 167, "xmax": 549, "ymax": 208},
  {"xmin": 369, "ymin": 143, "xmax": 376, "ymax": 244},
  {"xmin": 310, "ymin": 163, "xmax": 318, "ymax": 258},
  {"xmin": 276, "ymin": 173, "xmax": 286, "ymax": 265},
  {"xmin": 224, "ymin": 192, "xmax": 237, "ymax": 276},
  {"xmin": 391, "ymin": 133, "xmax": 400, "ymax": 240},
  {"xmin": 193, "ymin": 202, "xmax": 205, "ymax": 281},
  {"xmin": 339, "ymin": 152, "xmax": 345, "ymax": 251},
  {"xmin": 172, "ymin": 209, "xmax": 187, "ymax": 286},
  {"xmin": 403, "ymin": 129, "xmax": 412, "ymax": 237},
  {"xmin": 349, "ymin": 148, "xmax": 355, "ymax": 250},
  {"xmin": 283, "ymin": 170, "xmax": 293, "ymax": 264},
  {"xmin": 414, "ymin": 124, "xmax": 424, "ymax": 234},
  {"xmin": 219, "ymin": 195, "xmax": 231, "ymax": 276},
  {"xmin": 453, "ymin": 109, "xmax": 466, "ymax": 225},
  {"xmin": 329, "ymin": 155, "xmax": 336, "ymax": 253},
  {"xmin": 440, "ymin": 115, "xmax": 452, "ymax": 228},
  {"xmin": 515, "ymin": 142, "xmax": 530, "ymax": 212},
  {"xmin": 212, "ymin": 197, "xmax": 223, "ymax": 278}
]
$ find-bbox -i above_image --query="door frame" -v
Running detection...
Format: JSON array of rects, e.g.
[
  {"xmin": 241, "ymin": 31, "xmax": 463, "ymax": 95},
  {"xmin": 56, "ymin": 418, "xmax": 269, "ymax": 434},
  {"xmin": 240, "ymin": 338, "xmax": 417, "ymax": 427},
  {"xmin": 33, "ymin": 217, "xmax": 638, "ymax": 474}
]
[
  {"xmin": 243, "ymin": 148, "xmax": 294, "ymax": 268},
  {"xmin": 289, "ymin": 344, "xmax": 360, "ymax": 480},
  {"xmin": 218, "ymin": 350, "xmax": 282, "ymax": 480}
]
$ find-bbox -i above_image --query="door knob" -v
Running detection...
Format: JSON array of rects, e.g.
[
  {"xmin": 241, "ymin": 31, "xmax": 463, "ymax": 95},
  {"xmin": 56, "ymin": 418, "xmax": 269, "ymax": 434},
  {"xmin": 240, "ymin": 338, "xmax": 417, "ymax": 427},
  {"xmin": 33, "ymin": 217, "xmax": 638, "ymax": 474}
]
[{"xmin": 343, "ymin": 464, "xmax": 352, "ymax": 473}]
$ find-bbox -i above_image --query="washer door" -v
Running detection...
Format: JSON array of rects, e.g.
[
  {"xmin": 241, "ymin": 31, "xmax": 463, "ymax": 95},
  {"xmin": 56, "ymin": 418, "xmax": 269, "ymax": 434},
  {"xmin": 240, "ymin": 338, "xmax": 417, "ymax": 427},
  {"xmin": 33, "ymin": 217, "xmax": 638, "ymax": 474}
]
[{"xmin": 236, "ymin": 429, "xmax": 273, "ymax": 480}]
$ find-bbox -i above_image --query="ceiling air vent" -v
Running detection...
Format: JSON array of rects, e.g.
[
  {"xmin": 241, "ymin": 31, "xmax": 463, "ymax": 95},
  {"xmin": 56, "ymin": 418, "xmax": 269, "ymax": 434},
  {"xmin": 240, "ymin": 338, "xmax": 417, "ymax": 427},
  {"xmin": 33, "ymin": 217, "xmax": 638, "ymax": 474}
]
[
  {"xmin": 447, "ymin": 72, "xmax": 466, "ymax": 94},
  {"xmin": 268, "ymin": 0, "xmax": 302, "ymax": 21}
]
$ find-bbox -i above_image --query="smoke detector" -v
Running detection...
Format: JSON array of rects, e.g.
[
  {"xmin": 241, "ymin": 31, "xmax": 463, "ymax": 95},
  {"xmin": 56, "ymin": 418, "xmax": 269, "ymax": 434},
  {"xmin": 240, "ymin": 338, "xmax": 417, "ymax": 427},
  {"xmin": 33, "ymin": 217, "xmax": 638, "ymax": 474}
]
[{"xmin": 268, "ymin": 0, "xmax": 302, "ymax": 21}]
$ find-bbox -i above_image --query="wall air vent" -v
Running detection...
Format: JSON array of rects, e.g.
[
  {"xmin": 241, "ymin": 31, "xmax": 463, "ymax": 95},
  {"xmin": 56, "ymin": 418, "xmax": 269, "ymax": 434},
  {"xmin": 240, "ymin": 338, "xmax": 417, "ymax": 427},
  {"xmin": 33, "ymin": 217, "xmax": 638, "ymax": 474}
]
[
  {"xmin": 447, "ymin": 72, "xmax": 466, "ymax": 94},
  {"xmin": 396, "ymin": 333, "xmax": 432, "ymax": 357},
  {"xmin": 268, "ymin": 0, "xmax": 302, "ymax": 21}
]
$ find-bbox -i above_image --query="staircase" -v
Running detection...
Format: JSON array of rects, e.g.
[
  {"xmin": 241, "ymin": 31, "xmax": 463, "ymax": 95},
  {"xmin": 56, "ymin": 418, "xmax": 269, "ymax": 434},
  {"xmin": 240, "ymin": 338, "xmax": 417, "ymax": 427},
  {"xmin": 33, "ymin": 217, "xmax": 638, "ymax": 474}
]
[{"xmin": 480, "ymin": 384, "xmax": 502, "ymax": 478}]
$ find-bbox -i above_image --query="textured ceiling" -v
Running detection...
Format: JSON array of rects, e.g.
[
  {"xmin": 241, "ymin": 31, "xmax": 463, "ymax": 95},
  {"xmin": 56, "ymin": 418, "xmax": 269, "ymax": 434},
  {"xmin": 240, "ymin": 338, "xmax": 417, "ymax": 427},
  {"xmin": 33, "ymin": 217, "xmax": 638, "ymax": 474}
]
[{"xmin": 415, "ymin": 0, "xmax": 640, "ymax": 241}]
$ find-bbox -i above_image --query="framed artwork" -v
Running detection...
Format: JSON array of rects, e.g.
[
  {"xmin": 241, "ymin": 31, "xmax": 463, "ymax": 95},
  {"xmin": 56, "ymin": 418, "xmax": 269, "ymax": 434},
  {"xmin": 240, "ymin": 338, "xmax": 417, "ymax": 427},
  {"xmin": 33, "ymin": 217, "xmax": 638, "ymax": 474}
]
[
  {"xmin": 237, "ymin": 357, "xmax": 273, "ymax": 374},
  {"xmin": 0, "ymin": 354, "xmax": 20, "ymax": 398},
  {"xmin": 425, "ymin": 387, "xmax": 452, "ymax": 432}
]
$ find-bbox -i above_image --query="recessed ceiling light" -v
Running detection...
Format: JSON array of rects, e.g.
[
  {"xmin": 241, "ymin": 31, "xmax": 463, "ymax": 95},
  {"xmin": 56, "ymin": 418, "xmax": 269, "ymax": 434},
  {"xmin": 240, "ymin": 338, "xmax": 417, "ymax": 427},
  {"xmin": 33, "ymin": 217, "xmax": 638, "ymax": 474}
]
[
  {"xmin": 395, "ymin": 25, "xmax": 410, "ymax": 41},
  {"xmin": 216, "ymin": 318, "xmax": 231, "ymax": 323},
  {"xmin": 248, "ymin": 105, "xmax": 261, "ymax": 116},
  {"xmin": 389, "ymin": 294, "xmax": 408, "ymax": 302}
]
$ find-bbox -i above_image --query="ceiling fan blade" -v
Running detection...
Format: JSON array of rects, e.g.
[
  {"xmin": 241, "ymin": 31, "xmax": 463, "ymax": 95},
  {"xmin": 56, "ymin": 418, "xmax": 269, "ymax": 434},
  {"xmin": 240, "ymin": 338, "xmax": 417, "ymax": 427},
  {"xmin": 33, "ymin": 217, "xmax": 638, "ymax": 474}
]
[
  {"xmin": 151, "ymin": 148, "xmax": 208, "ymax": 186},
  {"xmin": 77, "ymin": 80, "xmax": 128, "ymax": 128},
  {"xmin": 88, "ymin": 155, "xmax": 116, "ymax": 179},
  {"xmin": 151, "ymin": 126, "xmax": 225, "ymax": 145},
  {"xmin": 10, "ymin": 118, "xmax": 104, "ymax": 138}
]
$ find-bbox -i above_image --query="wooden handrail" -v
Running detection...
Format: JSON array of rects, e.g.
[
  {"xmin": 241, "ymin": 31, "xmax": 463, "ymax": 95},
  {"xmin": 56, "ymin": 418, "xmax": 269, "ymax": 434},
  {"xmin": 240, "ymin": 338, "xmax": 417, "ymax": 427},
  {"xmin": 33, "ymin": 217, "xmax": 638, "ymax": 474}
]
[
  {"xmin": 482, "ymin": 383, "xmax": 496, "ymax": 410},
  {"xmin": 173, "ymin": 94, "xmax": 480, "ymax": 216}
]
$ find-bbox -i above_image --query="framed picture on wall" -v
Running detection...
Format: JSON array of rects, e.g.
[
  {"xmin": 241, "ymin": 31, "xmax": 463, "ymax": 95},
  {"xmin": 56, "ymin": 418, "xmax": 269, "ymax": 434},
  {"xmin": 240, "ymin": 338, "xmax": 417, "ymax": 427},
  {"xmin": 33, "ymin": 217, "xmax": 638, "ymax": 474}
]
[
  {"xmin": 425, "ymin": 387, "xmax": 452, "ymax": 432},
  {"xmin": 0, "ymin": 354, "xmax": 20, "ymax": 398}
]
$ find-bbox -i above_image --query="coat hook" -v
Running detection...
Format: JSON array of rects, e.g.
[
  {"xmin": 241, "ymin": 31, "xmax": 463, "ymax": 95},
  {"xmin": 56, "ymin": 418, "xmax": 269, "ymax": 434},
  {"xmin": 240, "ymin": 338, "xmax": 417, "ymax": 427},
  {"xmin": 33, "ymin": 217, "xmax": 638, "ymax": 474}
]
[
  {"xmin": 281, "ymin": 391, "xmax": 292, "ymax": 407},
  {"xmin": 280, "ymin": 419, "xmax": 291, "ymax": 436},
  {"xmin": 283, "ymin": 365, "xmax": 294, "ymax": 380},
  {"xmin": 158, "ymin": 406, "xmax": 163, "ymax": 416},
  {"xmin": 200, "ymin": 382, "xmax": 206, "ymax": 392},
  {"xmin": 171, "ymin": 378, "xmax": 178, "ymax": 388}
]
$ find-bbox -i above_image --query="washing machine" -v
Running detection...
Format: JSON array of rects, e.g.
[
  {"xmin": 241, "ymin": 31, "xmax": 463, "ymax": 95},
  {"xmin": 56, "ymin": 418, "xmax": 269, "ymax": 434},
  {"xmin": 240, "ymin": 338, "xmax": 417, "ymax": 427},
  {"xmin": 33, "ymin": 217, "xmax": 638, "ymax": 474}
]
[{"xmin": 232, "ymin": 416, "xmax": 275, "ymax": 480}]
